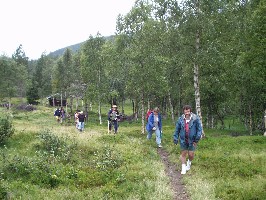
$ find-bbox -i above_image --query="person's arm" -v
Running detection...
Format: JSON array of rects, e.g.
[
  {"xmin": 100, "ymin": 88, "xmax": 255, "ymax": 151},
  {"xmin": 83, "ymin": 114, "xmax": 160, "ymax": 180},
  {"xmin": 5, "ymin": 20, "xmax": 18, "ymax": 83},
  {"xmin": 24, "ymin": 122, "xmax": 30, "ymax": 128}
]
[
  {"xmin": 117, "ymin": 111, "xmax": 120, "ymax": 119},
  {"xmin": 173, "ymin": 118, "xmax": 181, "ymax": 144},
  {"xmin": 148, "ymin": 113, "xmax": 154, "ymax": 127},
  {"xmin": 195, "ymin": 117, "xmax": 202, "ymax": 143},
  {"xmin": 107, "ymin": 110, "xmax": 111, "ymax": 121}
]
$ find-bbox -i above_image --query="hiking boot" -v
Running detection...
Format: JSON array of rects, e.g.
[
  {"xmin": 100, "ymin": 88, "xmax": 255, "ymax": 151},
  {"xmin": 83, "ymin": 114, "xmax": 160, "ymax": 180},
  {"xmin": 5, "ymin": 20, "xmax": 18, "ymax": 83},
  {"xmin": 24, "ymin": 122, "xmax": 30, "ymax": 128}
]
[{"xmin": 158, "ymin": 144, "xmax": 162, "ymax": 148}]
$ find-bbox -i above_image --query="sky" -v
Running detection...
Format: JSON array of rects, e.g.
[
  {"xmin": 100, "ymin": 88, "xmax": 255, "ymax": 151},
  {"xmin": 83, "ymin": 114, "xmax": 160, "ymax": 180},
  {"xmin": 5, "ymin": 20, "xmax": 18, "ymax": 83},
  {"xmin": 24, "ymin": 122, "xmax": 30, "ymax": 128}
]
[{"xmin": 0, "ymin": 0, "xmax": 136, "ymax": 60}]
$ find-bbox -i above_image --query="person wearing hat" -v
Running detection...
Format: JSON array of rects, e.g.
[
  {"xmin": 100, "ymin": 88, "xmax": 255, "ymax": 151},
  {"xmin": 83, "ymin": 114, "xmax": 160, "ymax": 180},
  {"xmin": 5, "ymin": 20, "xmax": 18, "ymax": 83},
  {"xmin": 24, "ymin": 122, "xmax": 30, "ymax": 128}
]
[
  {"xmin": 78, "ymin": 111, "xmax": 86, "ymax": 132},
  {"xmin": 108, "ymin": 105, "xmax": 120, "ymax": 134}
]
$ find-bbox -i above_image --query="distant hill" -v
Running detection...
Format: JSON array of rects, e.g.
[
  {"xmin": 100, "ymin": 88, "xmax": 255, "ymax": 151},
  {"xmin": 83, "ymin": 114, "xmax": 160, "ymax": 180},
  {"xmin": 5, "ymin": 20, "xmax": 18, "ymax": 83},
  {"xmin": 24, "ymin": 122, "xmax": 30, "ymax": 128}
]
[
  {"xmin": 48, "ymin": 42, "xmax": 85, "ymax": 58},
  {"xmin": 48, "ymin": 35, "xmax": 115, "ymax": 58}
]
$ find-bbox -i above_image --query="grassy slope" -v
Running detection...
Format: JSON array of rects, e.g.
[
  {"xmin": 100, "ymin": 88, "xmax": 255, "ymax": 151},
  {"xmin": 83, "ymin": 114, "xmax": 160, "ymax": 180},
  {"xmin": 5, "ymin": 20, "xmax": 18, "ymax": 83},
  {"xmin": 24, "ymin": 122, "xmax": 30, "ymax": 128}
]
[{"xmin": 0, "ymin": 105, "xmax": 265, "ymax": 200}]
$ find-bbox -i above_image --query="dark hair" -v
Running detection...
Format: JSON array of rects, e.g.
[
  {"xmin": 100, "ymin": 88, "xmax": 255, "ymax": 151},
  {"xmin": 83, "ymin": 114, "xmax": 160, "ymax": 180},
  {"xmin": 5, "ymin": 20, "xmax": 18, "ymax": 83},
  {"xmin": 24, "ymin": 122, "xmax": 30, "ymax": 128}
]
[{"xmin": 183, "ymin": 105, "xmax": 192, "ymax": 111}]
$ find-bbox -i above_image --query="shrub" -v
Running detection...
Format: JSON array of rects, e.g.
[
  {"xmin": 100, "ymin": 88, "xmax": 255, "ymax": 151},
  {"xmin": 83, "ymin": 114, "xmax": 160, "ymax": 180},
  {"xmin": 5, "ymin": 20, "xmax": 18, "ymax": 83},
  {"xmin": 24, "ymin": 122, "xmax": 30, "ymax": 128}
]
[
  {"xmin": 36, "ymin": 130, "xmax": 77, "ymax": 163},
  {"xmin": 0, "ymin": 117, "xmax": 14, "ymax": 144},
  {"xmin": 0, "ymin": 184, "xmax": 8, "ymax": 200}
]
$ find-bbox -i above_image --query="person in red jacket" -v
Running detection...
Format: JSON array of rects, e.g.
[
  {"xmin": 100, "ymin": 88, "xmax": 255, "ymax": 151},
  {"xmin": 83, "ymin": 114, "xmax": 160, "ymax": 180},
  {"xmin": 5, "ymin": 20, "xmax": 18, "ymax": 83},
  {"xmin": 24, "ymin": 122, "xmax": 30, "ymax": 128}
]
[{"xmin": 146, "ymin": 108, "xmax": 152, "ymax": 122}]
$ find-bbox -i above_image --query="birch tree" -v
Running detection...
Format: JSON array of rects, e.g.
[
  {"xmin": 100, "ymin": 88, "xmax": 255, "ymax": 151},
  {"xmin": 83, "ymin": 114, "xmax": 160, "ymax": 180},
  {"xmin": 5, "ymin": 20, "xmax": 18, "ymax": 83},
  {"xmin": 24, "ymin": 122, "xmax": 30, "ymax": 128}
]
[{"xmin": 80, "ymin": 34, "xmax": 107, "ymax": 124}]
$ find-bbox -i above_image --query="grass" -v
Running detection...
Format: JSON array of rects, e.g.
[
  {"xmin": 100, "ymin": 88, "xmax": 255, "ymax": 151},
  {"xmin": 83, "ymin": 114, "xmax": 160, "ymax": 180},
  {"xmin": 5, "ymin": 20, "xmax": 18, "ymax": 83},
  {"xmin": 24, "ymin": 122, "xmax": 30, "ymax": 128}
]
[
  {"xmin": 0, "ymin": 105, "xmax": 173, "ymax": 199},
  {"xmin": 0, "ymin": 104, "xmax": 265, "ymax": 199},
  {"xmin": 164, "ymin": 127, "xmax": 266, "ymax": 200}
]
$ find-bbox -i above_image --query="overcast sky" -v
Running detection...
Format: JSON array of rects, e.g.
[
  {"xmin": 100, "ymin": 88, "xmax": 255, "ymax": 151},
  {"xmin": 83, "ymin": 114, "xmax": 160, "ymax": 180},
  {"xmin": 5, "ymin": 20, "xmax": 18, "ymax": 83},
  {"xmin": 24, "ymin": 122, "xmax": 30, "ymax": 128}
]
[{"xmin": 0, "ymin": 0, "xmax": 136, "ymax": 60}]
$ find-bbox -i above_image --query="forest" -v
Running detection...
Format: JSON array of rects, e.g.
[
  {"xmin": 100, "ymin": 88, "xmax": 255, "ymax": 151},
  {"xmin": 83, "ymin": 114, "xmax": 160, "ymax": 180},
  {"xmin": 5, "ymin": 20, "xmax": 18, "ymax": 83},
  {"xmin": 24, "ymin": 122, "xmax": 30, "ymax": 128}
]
[{"xmin": 0, "ymin": 0, "xmax": 265, "ymax": 134}]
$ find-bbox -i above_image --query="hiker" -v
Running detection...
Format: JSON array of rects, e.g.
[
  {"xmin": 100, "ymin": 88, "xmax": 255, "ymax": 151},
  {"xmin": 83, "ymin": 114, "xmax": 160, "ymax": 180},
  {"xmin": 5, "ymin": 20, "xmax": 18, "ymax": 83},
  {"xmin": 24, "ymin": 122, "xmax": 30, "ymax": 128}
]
[
  {"xmin": 54, "ymin": 107, "xmax": 61, "ymax": 123},
  {"xmin": 173, "ymin": 105, "xmax": 202, "ymax": 175},
  {"xmin": 108, "ymin": 105, "xmax": 120, "ymax": 134},
  {"xmin": 146, "ymin": 107, "xmax": 163, "ymax": 148},
  {"xmin": 74, "ymin": 110, "xmax": 80, "ymax": 129},
  {"xmin": 78, "ymin": 111, "xmax": 86, "ymax": 132}
]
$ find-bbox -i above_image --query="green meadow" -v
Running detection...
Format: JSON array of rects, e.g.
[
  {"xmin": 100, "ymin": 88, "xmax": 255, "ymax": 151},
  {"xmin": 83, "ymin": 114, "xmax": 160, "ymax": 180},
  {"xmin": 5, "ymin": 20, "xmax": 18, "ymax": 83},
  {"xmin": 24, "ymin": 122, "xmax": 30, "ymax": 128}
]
[{"xmin": 0, "ymin": 105, "xmax": 265, "ymax": 200}]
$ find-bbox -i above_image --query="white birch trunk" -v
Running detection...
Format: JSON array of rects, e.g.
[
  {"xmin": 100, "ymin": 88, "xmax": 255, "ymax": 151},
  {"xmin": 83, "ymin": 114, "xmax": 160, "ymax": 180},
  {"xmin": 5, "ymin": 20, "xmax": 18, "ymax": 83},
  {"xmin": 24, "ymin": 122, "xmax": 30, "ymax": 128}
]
[
  {"xmin": 194, "ymin": 62, "xmax": 204, "ymax": 137},
  {"xmin": 168, "ymin": 92, "xmax": 175, "ymax": 124},
  {"xmin": 194, "ymin": 0, "xmax": 204, "ymax": 137},
  {"xmin": 98, "ymin": 101, "xmax": 102, "ymax": 125},
  {"xmin": 76, "ymin": 97, "xmax": 78, "ymax": 110},
  {"xmin": 264, "ymin": 109, "xmax": 266, "ymax": 136},
  {"xmin": 141, "ymin": 92, "xmax": 145, "ymax": 134},
  {"xmin": 61, "ymin": 91, "xmax": 63, "ymax": 107}
]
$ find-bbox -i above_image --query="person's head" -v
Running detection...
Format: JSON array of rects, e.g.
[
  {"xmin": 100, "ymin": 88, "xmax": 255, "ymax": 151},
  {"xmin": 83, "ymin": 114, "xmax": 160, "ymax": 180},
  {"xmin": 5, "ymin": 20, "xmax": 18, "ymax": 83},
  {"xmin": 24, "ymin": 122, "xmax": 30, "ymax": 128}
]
[
  {"xmin": 153, "ymin": 107, "xmax": 159, "ymax": 115},
  {"xmin": 183, "ymin": 105, "xmax": 192, "ymax": 116},
  {"xmin": 112, "ymin": 105, "xmax": 117, "ymax": 110}
]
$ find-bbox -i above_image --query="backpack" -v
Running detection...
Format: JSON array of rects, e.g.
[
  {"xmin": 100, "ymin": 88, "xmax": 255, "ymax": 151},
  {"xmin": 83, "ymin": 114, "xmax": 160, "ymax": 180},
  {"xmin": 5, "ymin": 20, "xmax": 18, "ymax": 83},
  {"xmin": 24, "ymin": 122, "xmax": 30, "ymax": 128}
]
[{"xmin": 146, "ymin": 110, "xmax": 152, "ymax": 122}]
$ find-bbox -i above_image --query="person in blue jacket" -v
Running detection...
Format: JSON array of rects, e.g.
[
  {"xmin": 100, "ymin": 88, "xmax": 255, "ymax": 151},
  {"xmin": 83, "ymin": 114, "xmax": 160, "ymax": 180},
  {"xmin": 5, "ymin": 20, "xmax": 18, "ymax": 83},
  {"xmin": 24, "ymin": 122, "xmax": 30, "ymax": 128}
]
[
  {"xmin": 146, "ymin": 107, "xmax": 163, "ymax": 148},
  {"xmin": 173, "ymin": 105, "xmax": 202, "ymax": 174}
]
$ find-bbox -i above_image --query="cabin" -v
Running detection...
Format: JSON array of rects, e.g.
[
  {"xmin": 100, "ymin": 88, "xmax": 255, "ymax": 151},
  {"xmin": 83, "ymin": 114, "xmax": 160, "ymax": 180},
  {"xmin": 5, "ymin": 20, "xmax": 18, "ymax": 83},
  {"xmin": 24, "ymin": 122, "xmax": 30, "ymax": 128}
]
[{"xmin": 47, "ymin": 96, "xmax": 67, "ymax": 106}]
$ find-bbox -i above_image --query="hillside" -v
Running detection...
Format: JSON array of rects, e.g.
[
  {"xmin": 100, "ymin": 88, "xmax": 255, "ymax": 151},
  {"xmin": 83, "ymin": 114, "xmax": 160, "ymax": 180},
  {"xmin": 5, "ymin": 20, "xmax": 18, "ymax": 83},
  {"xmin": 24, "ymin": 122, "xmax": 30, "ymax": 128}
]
[{"xmin": 48, "ymin": 35, "xmax": 115, "ymax": 58}]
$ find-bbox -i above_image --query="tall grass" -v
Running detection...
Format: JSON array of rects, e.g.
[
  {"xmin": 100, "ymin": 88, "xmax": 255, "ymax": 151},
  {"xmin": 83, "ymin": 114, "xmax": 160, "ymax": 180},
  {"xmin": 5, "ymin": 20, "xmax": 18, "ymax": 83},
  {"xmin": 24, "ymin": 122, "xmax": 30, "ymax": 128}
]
[
  {"xmin": 0, "ymin": 105, "xmax": 265, "ymax": 199},
  {"xmin": 0, "ymin": 106, "xmax": 173, "ymax": 199},
  {"xmin": 164, "ymin": 125, "xmax": 266, "ymax": 200}
]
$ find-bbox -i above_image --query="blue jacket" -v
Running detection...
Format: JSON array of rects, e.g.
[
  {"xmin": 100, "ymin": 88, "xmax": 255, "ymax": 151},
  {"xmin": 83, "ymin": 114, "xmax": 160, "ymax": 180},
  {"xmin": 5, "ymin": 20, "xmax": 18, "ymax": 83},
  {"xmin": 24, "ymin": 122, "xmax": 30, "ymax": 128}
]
[
  {"xmin": 146, "ymin": 112, "xmax": 162, "ymax": 132},
  {"xmin": 173, "ymin": 113, "xmax": 202, "ymax": 145}
]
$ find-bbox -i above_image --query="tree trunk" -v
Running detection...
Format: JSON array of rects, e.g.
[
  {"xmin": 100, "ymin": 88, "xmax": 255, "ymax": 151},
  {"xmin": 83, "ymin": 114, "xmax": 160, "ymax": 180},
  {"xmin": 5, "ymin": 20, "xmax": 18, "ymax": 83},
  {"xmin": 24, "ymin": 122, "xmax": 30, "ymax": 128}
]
[
  {"xmin": 70, "ymin": 96, "xmax": 73, "ymax": 113},
  {"xmin": 8, "ymin": 97, "xmax": 11, "ymax": 109},
  {"xmin": 85, "ymin": 102, "xmax": 88, "ymax": 123},
  {"xmin": 76, "ymin": 97, "xmax": 79, "ymax": 110},
  {"xmin": 61, "ymin": 91, "xmax": 63, "ymax": 107},
  {"xmin": 264, "ymin": 109, "xmax": 266, "ymax": 136},
  {"xmin": 141, "ymin": 91, "xmax": 145, "ymax": 134},
  {"xmin": 168, "ymin": 92, "xmax": 175, "ymax": 124},
  {"xmin": 98, "ymin": 101, "xmax": 102, "ymax": 125},
  {"xmin": 194, "ymin": 0, "xmax": 205, "ymax": 137},
  {"xmin": 132, "ymin": 99, "xmax": 135, "ymax": 116},
  {"xmin": 194, "ymin": 62, "xmax": 204, "ymax": 137},
  {"xmin": 249, "ymin": 104, "xmax": 253, "ymax": 135}
]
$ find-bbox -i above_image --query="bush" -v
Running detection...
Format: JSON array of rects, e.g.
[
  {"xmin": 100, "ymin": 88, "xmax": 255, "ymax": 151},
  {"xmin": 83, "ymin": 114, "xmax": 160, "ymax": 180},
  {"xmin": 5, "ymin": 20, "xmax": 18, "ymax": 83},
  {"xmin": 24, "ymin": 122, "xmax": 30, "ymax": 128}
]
[{"xmin": 0, "ymin": 117, "xmax": 14, "ymax": 144}]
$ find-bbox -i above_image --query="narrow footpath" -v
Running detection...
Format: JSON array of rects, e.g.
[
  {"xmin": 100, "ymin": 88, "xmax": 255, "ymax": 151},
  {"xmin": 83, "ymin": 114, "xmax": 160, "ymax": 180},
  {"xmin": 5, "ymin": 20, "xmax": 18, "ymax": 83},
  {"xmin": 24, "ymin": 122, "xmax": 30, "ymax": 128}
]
[{"xmin": 157, "ymin": 148, "xmax": 189, "ymax": 200}]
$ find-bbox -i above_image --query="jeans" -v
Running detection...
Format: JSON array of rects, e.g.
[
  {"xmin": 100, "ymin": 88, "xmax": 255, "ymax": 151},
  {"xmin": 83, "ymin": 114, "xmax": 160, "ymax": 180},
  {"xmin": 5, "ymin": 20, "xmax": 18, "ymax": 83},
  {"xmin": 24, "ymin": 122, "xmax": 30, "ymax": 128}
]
[
  {"xmin": 78, "ymin": 122, "xmax": 85, "ymax": 131},
  {"xmin": 109, "ymin": 120, "xmax": 118, "ymax": 133},
  {"xmin": 147, "ymin": 129, "xmax": 162, "ymax": 145}
]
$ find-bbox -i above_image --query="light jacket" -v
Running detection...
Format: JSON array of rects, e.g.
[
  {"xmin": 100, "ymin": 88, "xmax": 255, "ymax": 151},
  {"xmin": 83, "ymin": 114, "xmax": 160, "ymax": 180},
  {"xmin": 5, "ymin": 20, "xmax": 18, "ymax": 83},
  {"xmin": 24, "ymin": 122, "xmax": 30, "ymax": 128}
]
[
  {"xmin": 173, "ymin": 113, "xmax": 202, "ymax": 145},
  {"xmin": 146, "ymin": 112, "xmax": 162, "ymax": 132}
]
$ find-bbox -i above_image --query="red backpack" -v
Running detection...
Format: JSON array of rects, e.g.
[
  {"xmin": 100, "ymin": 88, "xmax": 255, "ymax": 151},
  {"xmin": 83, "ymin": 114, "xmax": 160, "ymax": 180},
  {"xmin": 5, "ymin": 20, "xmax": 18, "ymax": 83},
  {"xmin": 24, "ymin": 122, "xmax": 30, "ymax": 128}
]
[{"xmin": 146, "ymin": 110, "xmax": 152, "ymax": 122}]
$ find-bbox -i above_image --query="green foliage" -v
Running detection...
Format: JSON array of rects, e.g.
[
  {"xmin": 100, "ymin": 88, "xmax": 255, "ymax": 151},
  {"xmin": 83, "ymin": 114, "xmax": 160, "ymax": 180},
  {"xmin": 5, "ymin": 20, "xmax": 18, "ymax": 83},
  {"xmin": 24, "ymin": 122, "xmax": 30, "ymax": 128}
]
[
  {"xmin": 185, "ymin": 136, "xmax": 265, "ymax": 200},
  {"xmin": 93, "ymin": 144, "xmax": 123, "ymax": 173},
  {"xmin": 0, "ymin": 117, "xmax": 14, "ymax": 144},
  {"xmin": 26, "ymin": 85, "xmax": 39, "ymax": 104},
  {"xmin": 0, "ymin": 184, "xmax": 8, "ymax": 200},
  {"xmin": 36, "ymin": 130, "xmax": 78, "ymax": 163}
]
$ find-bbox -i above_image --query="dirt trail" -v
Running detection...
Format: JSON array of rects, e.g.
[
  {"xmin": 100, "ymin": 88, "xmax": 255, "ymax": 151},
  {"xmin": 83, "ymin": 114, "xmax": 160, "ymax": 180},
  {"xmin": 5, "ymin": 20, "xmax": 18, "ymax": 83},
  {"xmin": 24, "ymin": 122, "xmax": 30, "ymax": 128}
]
[{"xmin": 157, "ymin": 148, "xmax": 189, "ymax": 200}]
